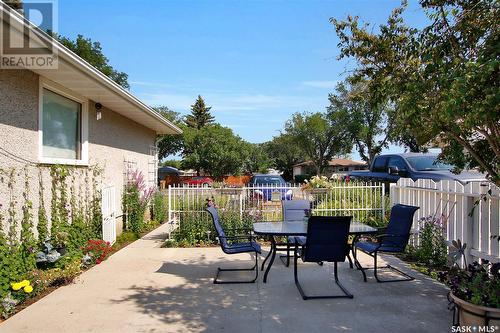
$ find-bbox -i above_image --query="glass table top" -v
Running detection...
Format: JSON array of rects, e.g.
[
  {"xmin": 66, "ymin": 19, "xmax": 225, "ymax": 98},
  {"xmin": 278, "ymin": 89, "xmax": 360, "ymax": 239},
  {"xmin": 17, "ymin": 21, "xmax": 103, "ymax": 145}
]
[{"xmin": 253, "ymin": 221, "xmax": 377, "ymax": 236}]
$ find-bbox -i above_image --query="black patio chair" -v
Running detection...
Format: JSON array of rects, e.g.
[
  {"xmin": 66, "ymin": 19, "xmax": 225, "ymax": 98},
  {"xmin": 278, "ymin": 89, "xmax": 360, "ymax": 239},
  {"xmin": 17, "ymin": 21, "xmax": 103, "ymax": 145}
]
[
  {"xmin": 207, "ymin": 206, "xmax": 261, "ymax": 284},
  {"xmin": 294, "ymin": 216, "xmax": 353, "ymax": 300},
  {"xmin": 354, "ymin": 204, "xmax": 419, "ymax": 283}
]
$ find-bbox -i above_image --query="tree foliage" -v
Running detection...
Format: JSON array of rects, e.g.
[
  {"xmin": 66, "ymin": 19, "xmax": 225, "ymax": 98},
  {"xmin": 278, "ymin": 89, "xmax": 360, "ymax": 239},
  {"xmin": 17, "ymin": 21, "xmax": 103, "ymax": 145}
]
[
  {"xmin": 181, "ymin": 125, "xmax": 246, "ymax": 178},
  {"xmin": 53, "ymin": 34, "xmax": 129, "ymax": 89},
  {"xmin": 241, "ymin": 142, "xmax": 271, "ymax": 175},
  {"xmin": 284, "ymin": 112, "xmax": 351, "ymax": 176},
  {"xmin": 5, "ymin": 1, "xmax": 22, "ymax": 10},
  {"xmin": 185, "ymin": 95, "xmax": 215, "ymax": 130},
  {"xmin": 155, "ymin": 106, "xmax": 185, "ymax": 159},
  {"xmin": 265, "ymin": 133, "xmax": 303, "ymax": 181},
  {"xmin": 327, "ymin": 81, "xmax": 394, "ymax": 166},
  {"xmin": 331, "ymin": 0, "xmax": 500, "ymax": 185}
]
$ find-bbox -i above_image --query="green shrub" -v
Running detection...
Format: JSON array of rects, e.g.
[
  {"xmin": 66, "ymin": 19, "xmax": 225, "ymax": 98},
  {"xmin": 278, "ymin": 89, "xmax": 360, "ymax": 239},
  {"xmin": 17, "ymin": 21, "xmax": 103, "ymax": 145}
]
[
  {"xmin": 123, "ymin": 184, "xmax": 146, "ymax": 233},
  {"xmin": 151, "ymin": 192, "xmax": 167, "ymax": 223},
  {"xmin": 171, "ymin": 209, "xmax": 257, "ymax": 247},
  {"xmin": 294, "ymin": 174, "xmax": 313, "ymax": 184},
  {"xmin": 408, "ymin": 216, "xmax": 448, "ymax": 267},
  {"xmin": 114, "ymin": 231, "xmax": 140, "ymax": 246},
  {"xmin": 313, "ymin": 184, "xmax": 389, "ymax": 227}
]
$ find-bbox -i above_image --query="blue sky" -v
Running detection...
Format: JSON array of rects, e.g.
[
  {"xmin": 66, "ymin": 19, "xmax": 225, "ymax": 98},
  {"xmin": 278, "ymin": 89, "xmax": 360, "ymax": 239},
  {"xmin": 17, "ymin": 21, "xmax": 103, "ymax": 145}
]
[{"xmin": 57, "ymin": 0, "xmax": 429, "ymax": 160}]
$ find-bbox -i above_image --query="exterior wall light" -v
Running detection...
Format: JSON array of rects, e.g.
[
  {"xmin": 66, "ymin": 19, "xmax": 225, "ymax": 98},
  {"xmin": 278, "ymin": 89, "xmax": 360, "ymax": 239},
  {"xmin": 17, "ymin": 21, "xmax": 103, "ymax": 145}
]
[{"xmin": 95, "ymin": 102, "xmax": 103, "ymax": 120}]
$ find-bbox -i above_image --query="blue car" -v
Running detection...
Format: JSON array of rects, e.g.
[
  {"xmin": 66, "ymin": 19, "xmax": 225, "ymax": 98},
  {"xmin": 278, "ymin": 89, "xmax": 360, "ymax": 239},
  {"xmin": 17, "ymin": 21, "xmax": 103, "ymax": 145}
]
[{"xmin": 248, "ymin": 174, "xmax": 293, "ymax": 201}]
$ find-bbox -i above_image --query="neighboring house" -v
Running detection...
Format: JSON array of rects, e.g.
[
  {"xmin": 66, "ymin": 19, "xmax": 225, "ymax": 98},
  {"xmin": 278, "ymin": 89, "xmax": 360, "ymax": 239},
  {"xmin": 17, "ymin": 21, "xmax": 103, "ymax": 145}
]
[
  {"xmin": 293, "ymin": 159, "xmax": 367, "ymax": 180},
  {"xmin": 0, "ymin": 6, "xmax": 181, "ymax": 235}
]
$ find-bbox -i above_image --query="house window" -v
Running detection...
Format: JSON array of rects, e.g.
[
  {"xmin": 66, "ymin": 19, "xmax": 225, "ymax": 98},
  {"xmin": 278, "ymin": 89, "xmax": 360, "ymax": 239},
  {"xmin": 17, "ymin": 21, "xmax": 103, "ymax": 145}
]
[
  {"xmin": 39, "ymin": 81, "xmax": 88, "ymax": 165},
  {"xmin": 42, "ymin": 89, "xmax": 81, "ymax": 159}
]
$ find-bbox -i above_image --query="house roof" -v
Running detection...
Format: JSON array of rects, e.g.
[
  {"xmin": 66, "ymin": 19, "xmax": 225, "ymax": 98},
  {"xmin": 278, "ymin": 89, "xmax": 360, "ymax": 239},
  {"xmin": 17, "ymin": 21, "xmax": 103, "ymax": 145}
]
[
  {"xmin": 0, "ymin": 4, "xmax": 182, "ymax": 135},
  {"xmin": 293, "ymin": 159, "xmax": 367, "ymax": 168}
]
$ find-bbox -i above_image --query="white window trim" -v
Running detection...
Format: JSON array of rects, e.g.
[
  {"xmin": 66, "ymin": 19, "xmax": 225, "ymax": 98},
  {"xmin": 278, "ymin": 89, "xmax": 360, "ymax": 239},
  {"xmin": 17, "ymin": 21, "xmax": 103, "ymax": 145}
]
[{"xmin": 38, "ymin": 78, "xmax": 89, "ymax": 166}]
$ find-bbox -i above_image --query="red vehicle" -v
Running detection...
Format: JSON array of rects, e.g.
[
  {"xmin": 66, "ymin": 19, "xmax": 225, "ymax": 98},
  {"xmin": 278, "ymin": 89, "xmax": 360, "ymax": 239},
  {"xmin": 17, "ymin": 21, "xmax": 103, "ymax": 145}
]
[{"xmin": 180, "ymin": 176, "xmax": 214, "ymax": 187}]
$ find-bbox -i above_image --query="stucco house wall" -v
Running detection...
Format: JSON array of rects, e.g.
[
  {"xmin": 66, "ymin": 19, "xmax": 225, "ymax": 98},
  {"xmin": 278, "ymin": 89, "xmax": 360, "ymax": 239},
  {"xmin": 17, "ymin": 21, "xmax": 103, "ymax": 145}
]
[{"xmin": 0, "ymin": 69, "xmax": 157, "ymax": 236}]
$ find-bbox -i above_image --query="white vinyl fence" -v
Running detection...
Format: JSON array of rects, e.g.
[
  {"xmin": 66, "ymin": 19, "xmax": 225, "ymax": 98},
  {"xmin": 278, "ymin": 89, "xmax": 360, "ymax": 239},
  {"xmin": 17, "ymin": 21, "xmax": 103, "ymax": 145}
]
[
  {"xmin": 390, "ymin": 178, "xmax": 500, "ymax": 263},
  {"xmin": 101, "ymin": 185, "xmax": 116, "ymax": 245},
  {"xmin": 167, "ymin": 182, "xmax": 386, "ymax": 229}
]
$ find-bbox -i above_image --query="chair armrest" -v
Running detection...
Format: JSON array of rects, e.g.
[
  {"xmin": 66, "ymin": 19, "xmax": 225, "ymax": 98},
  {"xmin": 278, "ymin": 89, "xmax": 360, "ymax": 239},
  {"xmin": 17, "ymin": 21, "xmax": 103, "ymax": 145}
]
[
  {"xmin": 217, "ymin": 235, "xmax": 255, "ymax": 242},
  {"xmin": 226, "ymin": 228, "xmax": 254, "ymax": 235},
  {"xmin": 376, "ymin": 233, "xmax": 405, "ymax": 239},
  {"xmin": 375, "ymin": 234, "xmax": 406, "ymax": 248},
  {"xmin": 227, "ymin": 227, "xmax": 253, "ymax": 232},
  {"xmin": 376, "ymin": 227, "xmax": 388, "ymax": 234}
]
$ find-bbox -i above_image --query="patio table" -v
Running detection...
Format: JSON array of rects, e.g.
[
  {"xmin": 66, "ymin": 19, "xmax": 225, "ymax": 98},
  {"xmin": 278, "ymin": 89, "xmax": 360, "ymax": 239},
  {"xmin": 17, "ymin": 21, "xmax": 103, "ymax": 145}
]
[{"xmin": 253, "ymin": 221, "xmax": 377, "ymax": 283}]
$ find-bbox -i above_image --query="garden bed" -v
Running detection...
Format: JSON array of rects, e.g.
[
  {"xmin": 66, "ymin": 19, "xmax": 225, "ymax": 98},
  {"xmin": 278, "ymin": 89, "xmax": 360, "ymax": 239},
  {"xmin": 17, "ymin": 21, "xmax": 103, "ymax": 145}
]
[{"xmin": 2, "ymin": 221, "xmax": 162, "ymax": 321}]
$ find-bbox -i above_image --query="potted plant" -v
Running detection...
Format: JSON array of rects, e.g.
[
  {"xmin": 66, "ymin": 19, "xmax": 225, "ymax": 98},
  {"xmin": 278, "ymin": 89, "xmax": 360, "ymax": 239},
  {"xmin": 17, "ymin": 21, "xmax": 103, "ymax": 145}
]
[{"xmin": 438, "ymin": 240, "xmax": 500, "ymax": 326}]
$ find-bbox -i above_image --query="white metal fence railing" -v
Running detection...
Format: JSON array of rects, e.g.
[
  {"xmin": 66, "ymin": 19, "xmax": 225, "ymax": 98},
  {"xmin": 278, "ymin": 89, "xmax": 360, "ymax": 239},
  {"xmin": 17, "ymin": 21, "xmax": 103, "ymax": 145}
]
[
  {"xmin": 390, "ymin": 178, "xmax": 500, "ymax": 263},
  {"xmin": 167, "ymin": 182, "xmax": 386, "ymax": 229},
  {"xmin": 101, "ymin": 185, "xmax": 116, "ymax": 245}
]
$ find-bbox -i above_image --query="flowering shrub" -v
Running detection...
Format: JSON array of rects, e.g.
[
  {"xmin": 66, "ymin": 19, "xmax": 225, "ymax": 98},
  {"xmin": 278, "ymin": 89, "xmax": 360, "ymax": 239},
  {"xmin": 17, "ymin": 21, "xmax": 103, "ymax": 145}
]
[
  {"xmin": 82, "ymin": 240, "xmax": 112, "ymax": 265},
  {"xmin": 438, "ymin": 261, "xmax": 500, "ymax": 308},
  {"xmin": 301, "ymin": 175, "xmax": 332, "ymax": 190},
  {"xmin": 129, "ymin": 169, "xmax": 154, "ymax": 204},
  {"xmin": 409, "ymin": 215, "xmax": 448, "ymax": 267},
  {"xmin": 36, "ymin": 259, "xmax": 82, "ymax": 288},
  {"xmin": 123, "ymin": 170, "xmax": 155, "ymax": 233}
]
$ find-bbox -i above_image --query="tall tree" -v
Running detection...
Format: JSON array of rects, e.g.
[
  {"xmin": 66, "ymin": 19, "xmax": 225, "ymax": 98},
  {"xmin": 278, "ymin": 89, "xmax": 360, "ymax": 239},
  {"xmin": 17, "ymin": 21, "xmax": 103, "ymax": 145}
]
[
  {"xmin": 155, "ymin": 106, "xmax": 185, "ymax": 159},
  {"xmin": 331, "ymin": 0, "xmax": 500, "ymax": 185},
  {"xmin": 328, "ymin": 81, "xmax": 393, "ymax": 167},
  {"xmin": 265, "ymin": 133, "xmax": 303, "ymax": 181},
  {"xmin": 5, "ymin": 1, "xmax": 22, "ymax": 10},
  {"xmin": 185, "ymin": 95, "xmax": 215, "ymax": 129},
  {"xmin": 182, "ymin": 124, "xmax": 245, "ymax": 178},
  {"xmin": 285, "ymin": 112, "xmax": 351, "ymax": 176},
  {"xmin": 54, "ymin": 34, "xmax": 129, "ymax": 89},
  {"xmin": 241, "ymin": 142, "xmax": 271, "ymax": 175}
]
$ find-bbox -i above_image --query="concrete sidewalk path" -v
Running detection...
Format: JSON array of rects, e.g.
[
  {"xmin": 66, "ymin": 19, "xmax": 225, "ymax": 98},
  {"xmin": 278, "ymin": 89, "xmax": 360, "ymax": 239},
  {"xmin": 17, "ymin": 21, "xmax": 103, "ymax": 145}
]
[{"xmin": 0, "ymin": 223, "xmax": 451, "ymax": 333}]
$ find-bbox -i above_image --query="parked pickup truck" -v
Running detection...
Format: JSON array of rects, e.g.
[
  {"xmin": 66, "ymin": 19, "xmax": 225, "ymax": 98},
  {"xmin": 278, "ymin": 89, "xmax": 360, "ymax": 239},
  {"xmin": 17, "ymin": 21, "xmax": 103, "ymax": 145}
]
[{"xmin": 347, "ymin": 153, "xmax": 487, "ymax": 184}]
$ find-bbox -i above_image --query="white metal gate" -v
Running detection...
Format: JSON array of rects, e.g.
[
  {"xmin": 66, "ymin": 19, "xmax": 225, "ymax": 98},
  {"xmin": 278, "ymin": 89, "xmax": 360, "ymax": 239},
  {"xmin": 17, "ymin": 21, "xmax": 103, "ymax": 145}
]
[
  {"xmin": 167, "ymin": 182, "xmax": 385, "ymax": 226},
  {"xmin": 102, "ymin": 185, "xmax": 117, "ymax": 245}
]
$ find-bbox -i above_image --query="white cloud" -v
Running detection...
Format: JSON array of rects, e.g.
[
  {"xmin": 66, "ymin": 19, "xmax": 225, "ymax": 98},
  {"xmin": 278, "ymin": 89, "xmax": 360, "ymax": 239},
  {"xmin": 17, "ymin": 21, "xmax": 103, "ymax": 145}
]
[
  {"xmin": 300, "ymin": 80, "xmax": 339, "ymax": 89},
  {"xmin": 137, "ymin": 92, "xmax": 326, "ymax": 113}
]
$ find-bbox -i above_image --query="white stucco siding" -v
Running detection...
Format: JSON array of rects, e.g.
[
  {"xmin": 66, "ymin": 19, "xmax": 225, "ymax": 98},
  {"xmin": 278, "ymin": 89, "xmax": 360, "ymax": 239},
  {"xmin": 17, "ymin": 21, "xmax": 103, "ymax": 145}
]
[
  {"xmin": 88, "ymin": 101, "xmax": 157, "ymax": 219},
  {"xmin": 0, "ymin": 69, "xmax": 157, "ymax": 235}
]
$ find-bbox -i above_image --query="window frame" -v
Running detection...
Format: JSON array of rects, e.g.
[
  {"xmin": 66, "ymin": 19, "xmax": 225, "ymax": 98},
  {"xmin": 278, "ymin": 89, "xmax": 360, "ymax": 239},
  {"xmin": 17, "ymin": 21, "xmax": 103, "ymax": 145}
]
[
  {"xmin": 372, "ymin": 156, "xmax": 389, "ymax": 172},
  {"xmin": 38, "ymin": 78, "xmax": 89, "ymax": 166},
  {"xmin": 387, "ymin": 156, "xmax": 408, "ymax": 172}
]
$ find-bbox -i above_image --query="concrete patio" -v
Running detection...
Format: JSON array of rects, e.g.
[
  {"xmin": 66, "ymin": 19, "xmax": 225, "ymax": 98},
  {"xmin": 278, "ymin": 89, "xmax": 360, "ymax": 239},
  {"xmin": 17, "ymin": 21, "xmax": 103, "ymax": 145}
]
[{"xmin": 0, "ymin": 223, "xmax": 451, "ymax": 333}]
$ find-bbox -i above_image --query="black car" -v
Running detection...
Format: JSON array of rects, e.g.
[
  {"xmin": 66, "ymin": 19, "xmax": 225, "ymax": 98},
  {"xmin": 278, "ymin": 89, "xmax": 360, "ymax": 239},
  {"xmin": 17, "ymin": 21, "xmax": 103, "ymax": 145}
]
[{"xmin": 348, "ymin": 153, "xmax": 486, "ymax": 184}]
